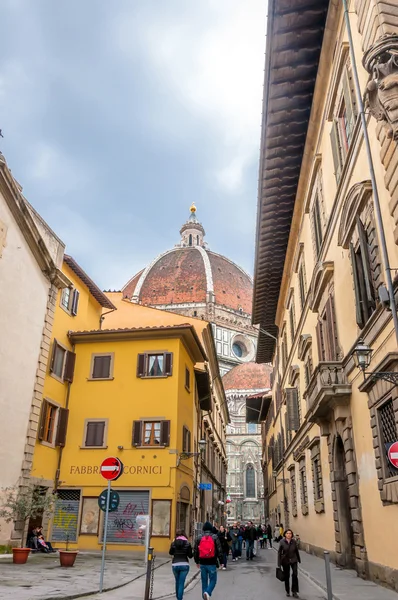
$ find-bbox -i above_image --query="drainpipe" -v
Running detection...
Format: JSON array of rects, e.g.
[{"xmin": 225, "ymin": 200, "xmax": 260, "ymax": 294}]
[
  {"xmin": 342, "ymin": 0, "xmax": 398, "ymax": 345},
  {"xmin": 54, "ymin": 344, "xmax": 74, "ymax": 491}
]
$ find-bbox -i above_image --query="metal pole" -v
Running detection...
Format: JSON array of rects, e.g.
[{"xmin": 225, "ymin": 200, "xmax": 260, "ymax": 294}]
[
  {"xmin": 324, "ymin": 551, "xmax": 333, "ymax": 600},
  {"xmin": 144, "ymin": 546, "xmax": 154, "ymax": 600},
  {"xmin": 342, "ymin": 0, "xmax": 398, "ymax": 345},
  {"xmin": 99, "ymin": 480, "xmax": 111, "ymax": 593}
]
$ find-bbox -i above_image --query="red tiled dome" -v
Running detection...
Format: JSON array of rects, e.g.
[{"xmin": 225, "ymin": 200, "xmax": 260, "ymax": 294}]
[
  {"xmin": 222, "ymin": 362, "xmax": 272, "ymax": 391},
  {"xmin": 122, "ymin": 247, "xmax": 253, "ymax": 314}
]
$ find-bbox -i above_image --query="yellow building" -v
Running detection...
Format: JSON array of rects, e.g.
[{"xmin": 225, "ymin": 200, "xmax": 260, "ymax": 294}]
[{"xmin": 251, "ymin": 0, "xmax": 398, "ymax": 591}]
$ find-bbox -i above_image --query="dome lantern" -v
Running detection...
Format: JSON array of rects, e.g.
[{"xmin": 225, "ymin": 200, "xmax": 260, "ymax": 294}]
[{"xmin": 180, "ymin": 204, "xmax": 205, "ymax": 247}]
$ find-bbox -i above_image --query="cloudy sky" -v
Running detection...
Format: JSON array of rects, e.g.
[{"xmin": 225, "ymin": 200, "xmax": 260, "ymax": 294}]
[{"xmin": 0, "ymin": 0, "xmax": 267, "ymax": 289}]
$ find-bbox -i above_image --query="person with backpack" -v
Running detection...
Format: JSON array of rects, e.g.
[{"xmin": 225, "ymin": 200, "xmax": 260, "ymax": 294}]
[
  {"xmin": 194, "ymin": 521, "xmax": 223, "ymax": 599},
  {"xmin": 169, "ymin": 529, "xmax": 193, "ymax": 600}
]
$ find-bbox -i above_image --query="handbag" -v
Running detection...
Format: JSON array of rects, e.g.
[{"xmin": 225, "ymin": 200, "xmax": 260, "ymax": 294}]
[{"xmin": 276, "ymin": 567, "xmax": 285, "ymax": 582}]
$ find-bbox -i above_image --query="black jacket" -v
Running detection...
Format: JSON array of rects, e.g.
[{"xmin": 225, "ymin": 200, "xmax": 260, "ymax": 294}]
[
  {"xmin": 194, "ymin": 533, "xmax": 223, "ymax": 566},
  {"xmin": 266, "ymin": 524, "xmax": 272, "ymax": 539},
  {"xmin": 169, "ymin": 538, "xmax": 193, "ymax": 564},
  {"xmin": 244, "ymin": 526, "xmax": 257, "ymax": 542},
  {"xmin": 217, "ymin": 530, "xmax": 231, "ymax": 553},
  {"xmin": 278, "ymin": 538, "xmax": 301, "ymax": 566}
]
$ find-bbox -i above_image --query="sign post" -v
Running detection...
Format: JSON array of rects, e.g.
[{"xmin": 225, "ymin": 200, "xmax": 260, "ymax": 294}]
[
  {"xmin": 99, "ymin": 457, "xmax": 123, "ymax": 593},
  {"xmin": 388, "ymin": 441, "xmax": 398, "ymax": 470}
]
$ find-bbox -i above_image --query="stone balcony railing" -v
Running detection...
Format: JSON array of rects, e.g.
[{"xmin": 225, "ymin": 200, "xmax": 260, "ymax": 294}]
[{"xmin": 304, "ymin": 362, "xmax": 351, "ymax": 422}]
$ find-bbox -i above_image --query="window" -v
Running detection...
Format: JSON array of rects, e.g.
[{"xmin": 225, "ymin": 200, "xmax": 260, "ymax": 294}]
[
  {"xmin": 316, "ymin": 296, "xmax": 339, "ymax": 361},
  {"xmin": 185, "ymin": 367, "xmax": 191, "ymax": 391},
  {"xmin": 378, "ymin": 399, "xmax": 398, "ymax": 479},
  {"xmin": 49, "ymin": 341, "xmax": 75, "ymax": 383},
  {"xmin": 281, "ymin": 329, "xmax": 288, "ymax": 373},
  {"xmin": 304, "ymin": 356, "xmax": 313, "ymax": 388},
  {"xmin": 290, "ymin": 468, "xmax": 298, "ymax": 517},
  {"xmin": 330, "ymin": 65, "xmax": 357, "ymax": 183},
  {"xmin": 38, "ymin": 401, "xmax": 68, "ymax": 447},
  {"xmin": 90, "ymin": 353, "xmax": 114, "ymax": 380},
  {"xmin": 60, "ymin": 287, "xmax": 80, "ymax": 315},
  {"xmin": 83, "ymin": 420, "xmax": 107, "ymax": 447},
  {"xmin": 286, "ymin": 387, "xmax": 300, "ymax": 432},
  {"xmin": 299, "ymin": 458, "xmax": 308, "ymax": 514},
  {"xmin": 137, "ymin": 352, "xmax": 173, "ymax": 378},
  {"xmin": 289, "ymin": 296, "xmax": 296, "ymax": 345},
  {"xmin": 132, "ymin": 420, "xmax": 170, "ymax": 447},
  {"xmin": 310, "ymin": 441, "xmax": 324, "ymax": 512},
  {"xmin": 247, "ymin": 423, "xmax": 257, "ymax": 434},
  {"xmin": 312, "ymin": 194, "xmax": 323, "ymax": 257},
  {"xmin": 313, "ymin": 458, "xmax": 323, "ymax": 500},
  {"xmin": 246, "ymin": 464, "xmax": 256, "ymax": 498},
  {"xmin": 298, "ymin": 263, "xmax": 306, "ymax": 309},
  {"xmin": 182, "ymin": 426, "xmax": 191, "ymax": 453},
  {"xmin": 350, "ymin": 217, "xmax": 376, "ymax": 329}
]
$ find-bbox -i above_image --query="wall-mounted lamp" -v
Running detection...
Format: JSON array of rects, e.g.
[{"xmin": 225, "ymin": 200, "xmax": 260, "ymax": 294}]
[
  {"xmin": 353, "ymin": 339, "xmax": 398, "ymax": 384},
  {"xmin": 177, "ymin": 439, "xmax": 207, "ymax": 466}
]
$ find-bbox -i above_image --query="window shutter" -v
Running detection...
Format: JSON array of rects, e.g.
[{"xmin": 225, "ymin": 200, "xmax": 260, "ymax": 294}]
[
  {"xmin": 49, "ymin": 341, "xmax": 57, "ymax": 373},
  {"xmin": 349, "ymin": 242, "xmax": 365, "ymax": 328},
  {"xmin": 286, "ymin": 387, "xmax": 300, "ymax": 431},
  {"xmin": 64, "ymin": 351, "xmax": 76, "ymax": 383},
  {"xmin": 357, "ymin": 217, "xmax": 376, "ymax": 309},
  {"xmin": 71, "ymin": 289, "xmax": 80, "ymax": 316},
  {"xmin": 182, "ymin": 426, "xmax": 187, "ymax": 452},
  {"xmin": 137, "ymin": 354, "xmax": 145, "ymax": 377},
  {"xmin": 160, "ymin": 420, "xmax": 170, "ymax": 446},
  {"xmin": 132, "ymin": 421, "xmax": 142, "ymax": 446},
  {"xmin": 330, "ymin": 120, "xmax": 342, "ymax": 183},
  {"xmin": 93, "ymin": 355, "xmax": 111, "ymax": 379},
  {"xmin": 38, "ymin": 401, "xmax": 49, "ymax": 440},
  {"xmin": 55, "ymin": 408, "xmax": 69, "ymax": 447},
  {"xmin": 325, "ymin": 296, "xmax": 338, "ymax": 361},
  {"xmin": 86, "ymin": 421, "xmax": 105, "ymax": 446},
  {"xmin": 164, "ymin": 353, "xmax": 173, "ymax": 376},
  {"xmin": 187, "ymin": 429, "xmax": 191, "ymax": 453},
  {"xmin": 185, "ymin": 368, "xmax": 190, "ymax": 389},
  {"xmin": 316, "ymin": 321, "xmax": 324, "ymax": 362}
]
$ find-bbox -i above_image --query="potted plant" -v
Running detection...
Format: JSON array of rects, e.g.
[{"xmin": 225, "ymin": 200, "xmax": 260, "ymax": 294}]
[
  {"xmin": 59, "ymin": 531, "xmax": 79, "ymax": 567},
  {"xmin": 0, "ymin": 482, "xmax": 56, "ymax": 564}
]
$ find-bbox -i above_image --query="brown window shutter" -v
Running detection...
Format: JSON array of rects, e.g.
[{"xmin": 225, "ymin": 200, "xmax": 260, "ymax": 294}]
[
  {"xmin": 286, "ymin": 387, "xmax": 300, "ymax": 431},
  {"xmin": 316, "ymin": 320, "xmax": 325, "ymax": 362},
  {"xmin": 185, "ymin": 368, "xmax": 190, "ymax": 389},
  {"xmin": 132, "ymin": 421, "xmax": 142, "ymax": 446},
  {"xmin": 160, "ymin": 420, "xmax": 170, "ymax": 446},
  {"xmin": 92, "ymin": 355, "xmax": 111, "ymax": 379},
  {"xmin": 187, "ymin": 430, "xmax": 191, "ymax": 453},
  {"xmin": 38, "ymin": 400, "xmax": 49, "ymax": 440},
  {"xmin": 325, "ymin": 296, "xmax": 338, "ymax": 361},
  {"xmin": 71, "ymin": 289, "xmax": 80, "ymax": 316},
  {"xmin": 342, "ymin": 70, "xmax": 356, "ymax": 142},
  {"xmin": 55, "ymin": 408, "xmax": 69, "ymax": 447},
  {"xmin": 349, "ymin": 242, "xmax": 365, "ymax": 328},
  {"xmin": 86, "ymin": 421, "xmax": 105, "ymax": 446},
  {"xmin": 49, "ymin": 341, "xmax": 57, "ymax": 373},
  {"xmin": 64, "ymin": 351, "xmax": 76, "ymax": 383},
  {"xmin": 357, "ymin": 217, "xmax": 376, "ymax": 309},
  {"xmin": 182, "ymin": 426, "xmax": 187, "ymax": 452},
  {"xmin": 330, "ymin": 120, "xmax": 342, "ymax": 183},
  {"xmin": 137, "ymin": 354, "xmax": 145, "ymax": 377},
  {"xmin": 164, "ymin": 353, "xmax": 173, "ymax": 376}
]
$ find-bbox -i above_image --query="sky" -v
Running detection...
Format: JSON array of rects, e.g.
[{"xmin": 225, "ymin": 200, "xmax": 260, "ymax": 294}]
[{"xmin": 0, "ymin": 0, "xmax": 267, "ymax": 289}]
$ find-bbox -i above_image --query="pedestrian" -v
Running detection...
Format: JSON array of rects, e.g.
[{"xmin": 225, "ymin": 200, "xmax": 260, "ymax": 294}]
[
  {"xmin": 266, "ymin": 522, "xmax": 273, "ymax": 548},
  {"xmin": 237, "ymin": 522, "xmax": 244, "ymax": 557},
  {"xmin": 279, "ymin": 523, "xmax": 284, "ymax": 540},
  {"xmin": 217, "ymin": 525, "xmax": 231, "ymax": 570},
  {"xmin": 169, "ymin": 529, "xmax": 193, "ymax": 600},
  {"xmin": 257, "ymin": 525, "xmax": 264, "ymax": 548},
  {"xmin": 278, "ymin": 528, "xmax": 301, "ymax": 598},
  {"xmin": 274, "ymin": 523, "xmax": 280, "ymax": 542},
  {"xmin": 229, "ymin": 522, "xmax": 240, "ymax": 561},
  {"xmin": 194, "ymin": 521, "xmax": 223, "ymax": 600},
  {"xmin": 244, "ymin": 521, "xmax": 257, "ymax": 560}
]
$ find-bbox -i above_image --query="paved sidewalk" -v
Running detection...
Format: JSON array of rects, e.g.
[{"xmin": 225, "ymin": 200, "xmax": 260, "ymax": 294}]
[{"xmin": 0, "ymin": 551, "xmax": 170, "ymax": 600}]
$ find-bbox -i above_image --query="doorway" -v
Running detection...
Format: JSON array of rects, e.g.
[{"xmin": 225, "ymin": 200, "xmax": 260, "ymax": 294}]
[{"xmin": 334, "ymin": 436, "xmax": 354, "ymax": 567}]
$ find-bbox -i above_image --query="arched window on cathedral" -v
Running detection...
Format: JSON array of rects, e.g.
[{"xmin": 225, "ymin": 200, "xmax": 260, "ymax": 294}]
[
  {"xmin": 246, "ymin": 464, "xmax": 256, "ymax": 498},
  {"xmin": 197, "ymin": 235, "xmax": 199, "ymax": 245},
  {"xmin": 189, "ymin": 234, "xmax": 192, "ymax": 246}
]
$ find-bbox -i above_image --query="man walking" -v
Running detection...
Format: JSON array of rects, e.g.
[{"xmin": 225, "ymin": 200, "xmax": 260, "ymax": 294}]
[
  {"xmin": 266, "ymin": 522, "xmax": 273, "ymax": 548},
  {"xmin": 244, "ymin": 521, "xmax": 257, "ymax": 560},
  {"xmin": 194, "ymin": 521, "xmax": 223, "ymax": 600},
  {"xmin": 229, "ymin": 522, "xmax": 240, "ymax": 561}
]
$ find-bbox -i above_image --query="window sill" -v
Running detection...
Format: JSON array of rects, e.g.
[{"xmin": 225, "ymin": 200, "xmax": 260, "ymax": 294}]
[
  {"xmin": 79, "ymin": 446, "xmax": 109, "ymax": 450},
  {"xmin": 134, "ymin": 445, "xmax": 167, "ymax": 449},
  {"xmin": 301, "ymin": 504, "xmax": 309, "ymax": 516},
  {"xmin": 138, "ymin": 375, "xmax": 170, "ymax": 380},
  {"xmin": 50, "ymin": 373, "xmax": 65, "ymax": 384},
  {"xmin": 40, "ymin": 440, "xmax": 56, "ymax": 449},
  {"xmin": 87, "ymin": 377, "xmax": 115, "ymax": 382},
  {"xmin": 314, "ymin": 499, "xmax": 325, "ymax": 513}
]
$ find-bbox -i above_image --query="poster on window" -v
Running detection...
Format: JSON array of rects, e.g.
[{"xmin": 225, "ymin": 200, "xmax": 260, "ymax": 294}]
[
  {"xmin": 80, "ymin": 497, "xmax": 100, "ymax": 535},
  {"xmin": 152, "ymin": 500, "xmax": 171, "ymax": 537}
]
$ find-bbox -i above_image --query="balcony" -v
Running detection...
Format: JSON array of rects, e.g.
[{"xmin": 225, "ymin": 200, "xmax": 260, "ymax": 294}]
[{"xmin": 304, "ymin": 362, "xmax": 351, "ymax": 422}]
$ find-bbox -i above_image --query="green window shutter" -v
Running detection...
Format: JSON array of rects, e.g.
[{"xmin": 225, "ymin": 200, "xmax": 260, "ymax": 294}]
[
  {"xmin": 330, "ymin": 120, "xmax": 342, "ymax": 183},
  {"xmin": 349, "ymin": 242, "xmax": 365, "ymax": 328}
]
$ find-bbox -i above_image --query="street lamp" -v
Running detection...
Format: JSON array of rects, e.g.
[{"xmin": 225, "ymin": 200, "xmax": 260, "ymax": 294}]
[
  {"xmin": 177, "ymin": 439, "xmax": 207, "ymax": 466},
  {"xmin": 353, "ymin": 339, "xmax": 398, "ymax": 385}
]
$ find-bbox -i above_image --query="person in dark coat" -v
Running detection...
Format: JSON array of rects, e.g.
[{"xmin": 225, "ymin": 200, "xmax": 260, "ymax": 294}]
[
  {"xmin": 244, "ymin": 521, "xmax": 257, "ymax": 560},
  {"xmin": 217, "ymin": 525, "xmax": 231, "ymax": 569},
  {"xmin": 169, "ymin": 529, "xmax": 193, "ymax": 600},
  {"xmin": 266, "ymin": 522, "xmax": 273, "ymax": 548},
  {"xmin": 278, "ymin": 529, "xmax": 301, "ymax": 598},
  {"xmin": 194, "ymin": 521, "xmax": 223, "ymax": 600}
]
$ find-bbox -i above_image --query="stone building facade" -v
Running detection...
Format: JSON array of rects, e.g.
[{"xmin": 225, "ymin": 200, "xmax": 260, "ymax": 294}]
[{"xmin": 251, "ymin": 0, "xmax": 398, "ymax": 591}]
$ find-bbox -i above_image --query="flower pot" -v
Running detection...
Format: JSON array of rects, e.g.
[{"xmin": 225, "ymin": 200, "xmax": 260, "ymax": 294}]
[
  {"xmin": 59, "ymin": 550, "xmax": 78, "ymax": 567},
  {"xmin": 12, "ymin": 548, "xmax": 31, "ymax": 564}
]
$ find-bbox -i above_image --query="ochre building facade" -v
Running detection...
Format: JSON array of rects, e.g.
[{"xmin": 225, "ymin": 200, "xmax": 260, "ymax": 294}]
[{"xmin": 251, "ymin": 0, "xmax": 398, "ymax": 592}]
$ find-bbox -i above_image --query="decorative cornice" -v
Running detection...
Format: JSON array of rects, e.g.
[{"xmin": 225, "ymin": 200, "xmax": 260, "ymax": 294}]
[
  {"xmin": 337, "ymin": 181, "xmax": 373, "ymax": 248},
  {"xmin": 298, "ymin": 334, "xmax": 312, "ymax": 361},
  {"xmin": 309, "ymin": 261, "xmax": 334, "ymax": 312}
]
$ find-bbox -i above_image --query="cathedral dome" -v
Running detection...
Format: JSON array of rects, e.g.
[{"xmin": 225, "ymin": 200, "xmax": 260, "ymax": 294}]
[
  {"xmin": 122, "ymin": 206, "xmax": 253, "ymax": 315},
  {"xmin": 222, "ymin": 362, "xmax": 272, "ymax": 392}
]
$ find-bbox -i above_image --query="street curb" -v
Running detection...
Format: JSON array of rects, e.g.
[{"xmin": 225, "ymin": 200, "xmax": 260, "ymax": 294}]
[{"xmin": 45, "ymin": 558, "xmax": 171, "ymax": 600}]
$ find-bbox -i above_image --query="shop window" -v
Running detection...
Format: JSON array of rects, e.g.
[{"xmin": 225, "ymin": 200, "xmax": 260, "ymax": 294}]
[
  {"xmin": 132, "ymin": 420, "xmax": 170, "ymax": 447},
  {"xmin": 90, "ymin": 353, "xmax": 114, "ymax": 380},
  {"xmin": 137, "ymin": 352, "xmax": 173, "ymax": 378},
  {"xmin": 52, "ymin": 490, "xmax": 81, "ymax": 542}
]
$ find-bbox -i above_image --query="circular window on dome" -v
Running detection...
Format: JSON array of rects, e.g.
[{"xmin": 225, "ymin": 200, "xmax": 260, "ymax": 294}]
[{"xmin": 231, "ymin": 334, "xmax": 254, "ymax": 362}]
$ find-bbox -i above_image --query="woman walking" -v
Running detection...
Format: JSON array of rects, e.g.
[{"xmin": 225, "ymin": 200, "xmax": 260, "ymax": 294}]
[
  {"xmin": 169, "ymin": 529, "xmax": 193, "ymax": 600},
  {"xmin": 278, "ymin": 529, "xmax": 301, "ymax": 598},
  {"xmin": 218, "ymin": 525, "xmax": 231, "ymax": 570}
]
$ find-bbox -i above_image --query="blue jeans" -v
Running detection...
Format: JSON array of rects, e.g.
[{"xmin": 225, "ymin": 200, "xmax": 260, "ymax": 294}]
[
  {"xmin": 232, "ymin": 541, "xmax": 239, "ymax": 559},
  {"xmin": 246, "ymin": 540, "xmax": 254, "ymax": 559},
  {"xmin": 172, "ymin": 565, "xmax": 189, "ymax": 600},
  {"xmin": 237, "ymin": 537, "xmax": 243, "ymax": 556},
  {"xmin": 200, "ymin": 564, "xmax": 217, "ymax": 597}
]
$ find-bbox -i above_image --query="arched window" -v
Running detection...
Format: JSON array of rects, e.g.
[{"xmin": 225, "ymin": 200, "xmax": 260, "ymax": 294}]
[
  {"xmin": 196, "ymin": 235, "xmax": 199, "ymax": 245},
  {"xmin": 246, "ymin": 464, "xmax": 256, "ymax": 498},
  {"xmin": 189, "ymin": 234, "xmax": 192, "ymax": 246}
]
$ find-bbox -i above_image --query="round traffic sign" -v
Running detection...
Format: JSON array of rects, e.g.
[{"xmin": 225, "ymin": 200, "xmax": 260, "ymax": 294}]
[
  {"xmin": 98, "ymin": 488, "xmax": 120, "ymax": 512},
  {"xmin": 100, "ymin": 457, "xmax": 123, "ymax": 481},
  {"xmin": 388, "ymin": 441, "xmax": 398, "ymax": 469}
]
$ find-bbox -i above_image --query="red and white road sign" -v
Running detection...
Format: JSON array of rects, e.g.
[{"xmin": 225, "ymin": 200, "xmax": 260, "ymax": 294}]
[
  {"xmin": 100, "ymin": 457, "xmax": 123, "ymax": 481},
  {"xmin": 388, "ymin": 441, "xmax": 398, "ymax": 469}
]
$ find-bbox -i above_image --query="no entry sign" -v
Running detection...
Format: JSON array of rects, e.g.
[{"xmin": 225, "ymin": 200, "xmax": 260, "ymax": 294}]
[
  {"xmin": 388, "ymin": 441, "xmax": 398, "ymax": 469},
  {"xmin": 100, "ymin": 457, "xmax": 123, "ymax": 481}
]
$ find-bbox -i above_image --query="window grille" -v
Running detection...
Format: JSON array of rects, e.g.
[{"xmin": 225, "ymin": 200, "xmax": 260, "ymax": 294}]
[{"xmin": 378, "ymin": 399, "xmax": 398, "ymax": 478}]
